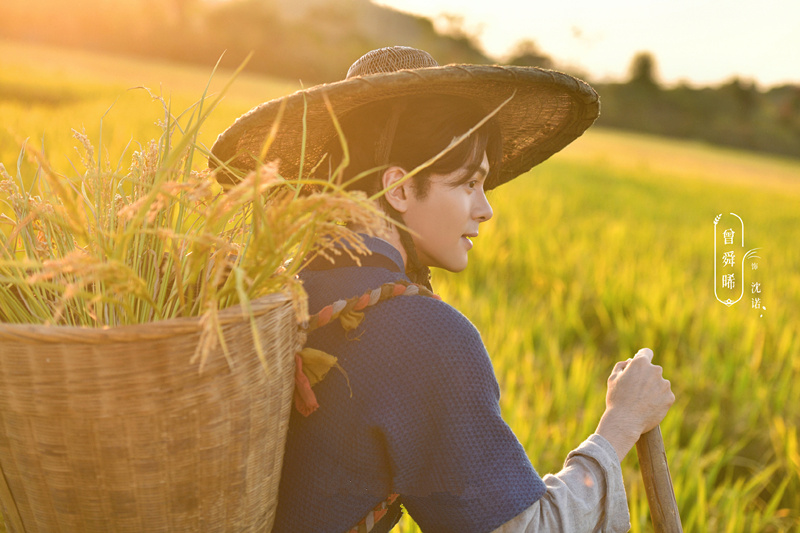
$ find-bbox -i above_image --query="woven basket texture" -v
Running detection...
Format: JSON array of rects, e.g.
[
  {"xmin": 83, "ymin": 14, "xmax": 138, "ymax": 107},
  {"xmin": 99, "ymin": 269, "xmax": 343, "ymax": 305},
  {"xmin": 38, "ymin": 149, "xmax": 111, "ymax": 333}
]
[{"xmin": 0, "ymin": 292, "xmax": 299, "ymax": 533}]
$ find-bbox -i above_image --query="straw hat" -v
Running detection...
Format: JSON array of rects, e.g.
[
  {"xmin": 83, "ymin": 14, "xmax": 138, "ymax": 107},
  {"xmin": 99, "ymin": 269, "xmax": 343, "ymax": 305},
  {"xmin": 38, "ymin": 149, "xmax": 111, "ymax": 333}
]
[{"xmin": 210, "ymin": 46, "xmax": 599, "ymax": 190}]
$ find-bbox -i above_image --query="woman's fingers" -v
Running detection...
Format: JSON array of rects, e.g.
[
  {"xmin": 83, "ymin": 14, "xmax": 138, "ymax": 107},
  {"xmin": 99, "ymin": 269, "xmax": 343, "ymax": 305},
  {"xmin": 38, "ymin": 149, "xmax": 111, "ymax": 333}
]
[
  {"xmin": 633, "ymin": 347, "xmax": 654, "ymax": 362},
  {"xmin": 607, "ymin": 348, "xmax": 675, "ymax": 428},
  {"xmin": 600, "ymin": 348, "xmax": 676, "ymax": 458},
  {"xmin": 612, "ymin": 360, "xmax": 629, "ymax": 373},
  {"xmin": 612, "ymin": 348, "xmax": 652, "ymax": 377}
]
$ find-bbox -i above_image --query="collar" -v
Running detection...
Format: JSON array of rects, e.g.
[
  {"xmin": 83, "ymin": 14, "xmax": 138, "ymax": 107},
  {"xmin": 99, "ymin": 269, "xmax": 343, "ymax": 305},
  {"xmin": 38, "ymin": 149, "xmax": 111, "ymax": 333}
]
[
  {"xmin": 366, "ymin": 235, "xmax": 405, "ymax": 272},
  {"xmin": 304, "ymin": 234, "xmax": 405, "ymax": 274}
]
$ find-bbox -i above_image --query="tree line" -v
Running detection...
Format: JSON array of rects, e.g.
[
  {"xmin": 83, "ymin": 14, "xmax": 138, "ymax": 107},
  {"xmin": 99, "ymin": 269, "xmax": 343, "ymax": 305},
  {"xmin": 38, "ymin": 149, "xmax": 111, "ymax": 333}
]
[
  {"xmin": 1, "ymin": 0, "xmax": 798, "ymax": 159},
  {"xmin": 0, "ymin": 0, "xmax": 489, "ymax": 83},
  {"xmin": 594, "ymin": 53, "xmax": 800, "ymax": 160}
]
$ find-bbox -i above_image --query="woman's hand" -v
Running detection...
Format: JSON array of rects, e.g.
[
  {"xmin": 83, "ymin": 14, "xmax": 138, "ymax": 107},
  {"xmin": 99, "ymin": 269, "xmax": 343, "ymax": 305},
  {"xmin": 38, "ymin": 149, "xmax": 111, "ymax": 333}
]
[{"xmin": 595, "ymin": 348, "xmax": 675, "ymax": 462}]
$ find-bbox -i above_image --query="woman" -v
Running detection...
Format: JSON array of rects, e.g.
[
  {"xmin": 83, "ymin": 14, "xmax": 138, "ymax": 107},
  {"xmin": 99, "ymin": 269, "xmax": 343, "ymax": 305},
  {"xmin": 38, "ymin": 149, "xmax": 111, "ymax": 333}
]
[{"xmin": 211, "ymin": 46, "xmax": 674, "ymax": 533}]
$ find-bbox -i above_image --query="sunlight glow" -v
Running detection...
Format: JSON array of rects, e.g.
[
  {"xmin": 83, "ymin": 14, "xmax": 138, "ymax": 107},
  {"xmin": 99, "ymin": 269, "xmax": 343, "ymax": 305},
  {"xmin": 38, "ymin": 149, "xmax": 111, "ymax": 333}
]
[{"xmin": 373, "ymin": 0, "xmax": 799, "ymax": 87}]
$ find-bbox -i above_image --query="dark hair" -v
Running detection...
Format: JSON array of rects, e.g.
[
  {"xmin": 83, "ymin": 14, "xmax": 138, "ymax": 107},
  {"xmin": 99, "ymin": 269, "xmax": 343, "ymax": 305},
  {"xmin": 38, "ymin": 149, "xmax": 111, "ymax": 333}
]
[
  {"xmin": 321, "ymin": 95, "xmax": 501, "ymax": 196},
  {"xmin": 315, "ymin": 95, "xmax": 502, "ymax": 288}
]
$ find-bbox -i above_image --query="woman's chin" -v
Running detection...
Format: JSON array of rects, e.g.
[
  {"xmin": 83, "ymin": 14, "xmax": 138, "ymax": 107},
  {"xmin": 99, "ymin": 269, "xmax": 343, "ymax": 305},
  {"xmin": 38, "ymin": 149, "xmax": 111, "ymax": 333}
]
[{"xmin": 437, "ymin": 257, "xmax": 469, "ymax": 273}]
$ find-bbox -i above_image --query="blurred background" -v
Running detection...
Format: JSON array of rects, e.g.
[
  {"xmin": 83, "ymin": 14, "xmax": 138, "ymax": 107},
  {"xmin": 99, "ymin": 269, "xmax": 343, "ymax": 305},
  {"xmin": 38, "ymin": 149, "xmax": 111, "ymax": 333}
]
[
  {"xmin": 1, "ymin": 1, "xmax": 799, "ymax": 531},
  {"xmin": 1, "ymin": 0, "xmax": 799, "ymax": 158}
]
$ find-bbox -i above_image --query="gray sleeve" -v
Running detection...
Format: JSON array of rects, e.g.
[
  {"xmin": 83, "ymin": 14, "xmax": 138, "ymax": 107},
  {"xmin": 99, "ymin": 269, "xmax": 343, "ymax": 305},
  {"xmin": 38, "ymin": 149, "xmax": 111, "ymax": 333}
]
[{"xmin": 490, "ymin": 434, "xmax": 631, "ymax": 533}]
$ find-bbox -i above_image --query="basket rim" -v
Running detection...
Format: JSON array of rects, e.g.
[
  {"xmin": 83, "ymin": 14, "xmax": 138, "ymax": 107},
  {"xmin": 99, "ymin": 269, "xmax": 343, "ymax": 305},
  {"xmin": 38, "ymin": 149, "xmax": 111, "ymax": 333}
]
[{"xmin": 0, "ymin": 291, "xmax": 294, "ymax": 344}]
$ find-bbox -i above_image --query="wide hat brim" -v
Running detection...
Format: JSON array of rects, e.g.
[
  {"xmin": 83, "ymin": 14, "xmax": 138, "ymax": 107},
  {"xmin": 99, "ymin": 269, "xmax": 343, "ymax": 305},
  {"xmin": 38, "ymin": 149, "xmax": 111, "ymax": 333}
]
[{"xmin": 209, "ymin": 64, "xmax": 600, "ymax": 190}]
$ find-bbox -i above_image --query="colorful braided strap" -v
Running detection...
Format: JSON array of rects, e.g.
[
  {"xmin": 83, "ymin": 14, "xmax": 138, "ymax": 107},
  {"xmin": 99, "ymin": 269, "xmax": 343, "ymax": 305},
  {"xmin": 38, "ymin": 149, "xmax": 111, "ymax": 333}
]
[
  {"xmin": 293, "ymin": 280, "xmax": 441, "ymax": 417},
  {"xmin": 347, "ymin": 493, "xmax": 400, "ymax": 533}
]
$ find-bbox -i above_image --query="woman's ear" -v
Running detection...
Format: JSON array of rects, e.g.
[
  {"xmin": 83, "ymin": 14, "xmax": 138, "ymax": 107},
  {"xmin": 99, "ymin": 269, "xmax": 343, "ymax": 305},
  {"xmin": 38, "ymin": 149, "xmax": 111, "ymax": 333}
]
[{"xmin": 382, "ymin": 166, "xmax": 412, "ymax": 214}]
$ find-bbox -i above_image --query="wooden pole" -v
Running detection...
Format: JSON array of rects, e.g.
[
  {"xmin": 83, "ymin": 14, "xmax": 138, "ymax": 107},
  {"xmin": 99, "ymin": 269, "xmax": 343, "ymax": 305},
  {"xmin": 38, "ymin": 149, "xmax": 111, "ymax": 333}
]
[{"xmin": 636, "ymin": 426, "xmax": 683, "ymax": 533}]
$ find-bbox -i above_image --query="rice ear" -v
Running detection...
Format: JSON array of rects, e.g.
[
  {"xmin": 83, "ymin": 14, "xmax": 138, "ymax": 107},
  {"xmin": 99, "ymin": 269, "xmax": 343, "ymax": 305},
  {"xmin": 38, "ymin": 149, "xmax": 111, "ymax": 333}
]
[{"xmin": 1, "ymin": 70, "xmax": 384, "ymax": 343}]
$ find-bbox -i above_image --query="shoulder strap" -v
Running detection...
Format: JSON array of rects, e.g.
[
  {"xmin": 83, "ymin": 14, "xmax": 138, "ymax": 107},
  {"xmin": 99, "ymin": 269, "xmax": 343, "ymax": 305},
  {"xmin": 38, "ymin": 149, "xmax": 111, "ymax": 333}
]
[
  {"xmin": 347, "ymin": 493, "xmax": 401, "ymax": 533},
  {"xmin": 304, "ymin": 280, "xmax": 438, "ymax": 333},
  {"xmin": 293, "ymin": 281, "xmax": 440, "ymax": 417},
  {"xmin": 293, "ymin": 282, "xmax": 430, "ymax": 533}
]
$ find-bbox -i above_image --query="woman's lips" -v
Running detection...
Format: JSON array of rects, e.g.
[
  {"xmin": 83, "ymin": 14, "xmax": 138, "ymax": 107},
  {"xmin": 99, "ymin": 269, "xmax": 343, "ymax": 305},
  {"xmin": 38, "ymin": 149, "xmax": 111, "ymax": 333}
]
[{"xmin": 462, "ymin": 233, "xmax": 477, "ymax": 250}]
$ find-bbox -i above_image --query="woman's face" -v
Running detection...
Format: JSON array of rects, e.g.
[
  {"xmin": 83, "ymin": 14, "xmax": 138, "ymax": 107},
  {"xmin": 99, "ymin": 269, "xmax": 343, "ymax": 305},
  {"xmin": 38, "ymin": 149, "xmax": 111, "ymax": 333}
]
[{"xmin": 403, "ymin": 151, "xmax": 493, "ymax": 272}]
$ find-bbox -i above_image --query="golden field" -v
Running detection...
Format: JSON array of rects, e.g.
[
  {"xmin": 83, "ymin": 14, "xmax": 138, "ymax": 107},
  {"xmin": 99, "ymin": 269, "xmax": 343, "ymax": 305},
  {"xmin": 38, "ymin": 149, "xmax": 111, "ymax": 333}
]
[{"xmin": 1, "ymin": 40, "xmax": 798, "ymax": 532}]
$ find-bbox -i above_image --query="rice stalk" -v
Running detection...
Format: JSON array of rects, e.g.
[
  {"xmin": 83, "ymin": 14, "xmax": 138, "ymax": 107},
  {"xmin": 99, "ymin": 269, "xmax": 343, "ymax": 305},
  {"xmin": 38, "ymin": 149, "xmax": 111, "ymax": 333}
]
[{"xmin": 0, "ymin": 77, "xmax": 387, "ymax": 371}]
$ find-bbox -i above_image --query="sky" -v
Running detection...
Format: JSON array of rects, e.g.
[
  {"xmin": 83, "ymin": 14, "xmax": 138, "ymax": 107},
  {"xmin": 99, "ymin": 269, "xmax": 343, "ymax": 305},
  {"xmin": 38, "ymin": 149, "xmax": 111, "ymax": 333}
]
[{"xmin": 373, "ymin": 0, "xmax": 799, "ymax": 88}]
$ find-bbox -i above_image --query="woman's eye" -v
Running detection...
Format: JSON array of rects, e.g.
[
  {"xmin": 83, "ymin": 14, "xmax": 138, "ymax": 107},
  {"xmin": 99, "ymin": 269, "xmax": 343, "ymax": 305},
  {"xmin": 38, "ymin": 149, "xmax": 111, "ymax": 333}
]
[{"xmin": 466, "ymin": 180, "xmax": 478, "ymax": 190}]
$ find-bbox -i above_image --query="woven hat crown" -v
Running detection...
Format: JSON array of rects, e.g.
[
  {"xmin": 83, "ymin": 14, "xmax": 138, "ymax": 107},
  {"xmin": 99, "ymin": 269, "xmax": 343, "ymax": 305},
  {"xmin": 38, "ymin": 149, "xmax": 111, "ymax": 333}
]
[{"xmin": 346, "ymin": 46, "xmax": 439, "ymax": 79}]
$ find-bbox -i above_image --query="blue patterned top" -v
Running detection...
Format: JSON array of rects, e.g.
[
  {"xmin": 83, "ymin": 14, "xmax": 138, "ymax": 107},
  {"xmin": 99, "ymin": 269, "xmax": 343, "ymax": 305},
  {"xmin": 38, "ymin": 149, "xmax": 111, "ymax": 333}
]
[{"xmin": 273, "ymin": 236, "xmax": 546, "ymax": 532}]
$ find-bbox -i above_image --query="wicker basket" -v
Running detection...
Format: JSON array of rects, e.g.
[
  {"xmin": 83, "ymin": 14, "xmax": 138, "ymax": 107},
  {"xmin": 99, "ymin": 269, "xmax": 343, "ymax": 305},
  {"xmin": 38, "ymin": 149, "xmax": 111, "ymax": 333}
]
[{"xmin": 0, "ymin": 292, "xmax": 299, "ymax": 533}]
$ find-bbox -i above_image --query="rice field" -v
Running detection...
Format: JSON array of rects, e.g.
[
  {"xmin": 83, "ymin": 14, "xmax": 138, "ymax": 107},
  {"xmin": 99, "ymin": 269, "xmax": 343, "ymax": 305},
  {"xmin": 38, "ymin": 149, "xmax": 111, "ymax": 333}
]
[
  {"xmin": 1, "ymin": 40, "xmax": 799, "ymax": 532},
  {"xmin": 426, "ymin": 140, "xmax": 800, "ymax": 532}
]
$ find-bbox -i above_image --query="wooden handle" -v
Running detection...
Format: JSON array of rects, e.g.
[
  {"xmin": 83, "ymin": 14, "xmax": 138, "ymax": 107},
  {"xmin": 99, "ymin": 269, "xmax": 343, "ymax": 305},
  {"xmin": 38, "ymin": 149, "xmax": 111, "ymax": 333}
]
[{"xmin": 636, "ymin": 426, "xmax": 683, "ymax": 533}]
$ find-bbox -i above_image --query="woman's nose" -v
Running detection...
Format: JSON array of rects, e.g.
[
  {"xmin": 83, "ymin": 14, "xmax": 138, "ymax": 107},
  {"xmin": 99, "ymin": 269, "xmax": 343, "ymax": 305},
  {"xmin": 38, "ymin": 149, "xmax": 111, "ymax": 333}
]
[{"xmin": 474, "ymin": 190, "xmax": 493, "ymax": 222}]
